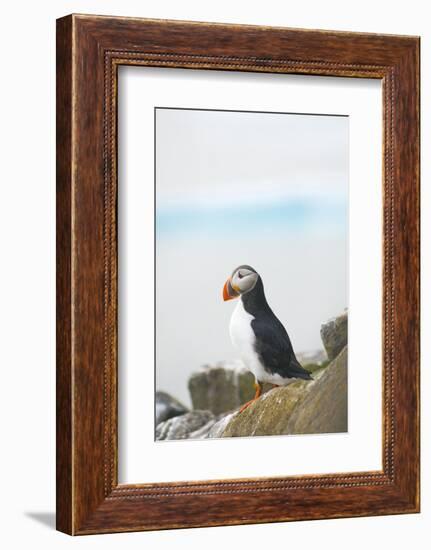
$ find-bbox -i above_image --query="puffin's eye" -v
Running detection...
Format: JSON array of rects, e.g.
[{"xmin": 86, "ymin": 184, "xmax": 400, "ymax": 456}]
[{"xmin": 237, "ymin": 271, "xmax": 244, "ymax": 279}]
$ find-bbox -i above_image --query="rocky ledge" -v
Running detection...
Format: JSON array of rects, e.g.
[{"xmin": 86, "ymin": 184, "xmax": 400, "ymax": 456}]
[
  {"xmin": 156, "ymin": 311, "xmax": 348, "ymax": 440},
  {"xmin": 218, "ymin": 346, "xmax": 347, "ymax": 437}
]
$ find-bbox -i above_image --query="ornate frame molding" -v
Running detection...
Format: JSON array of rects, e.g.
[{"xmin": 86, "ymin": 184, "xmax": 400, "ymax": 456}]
[{"xmin": 57, "ymin": 15, "xmax": 419, "ymax": 534}]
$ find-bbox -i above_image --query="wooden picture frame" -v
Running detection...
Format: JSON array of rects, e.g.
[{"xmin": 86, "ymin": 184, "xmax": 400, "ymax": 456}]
[{"xmin": 56, "ymin": 14, "xmax": 420, "ymax": 535}]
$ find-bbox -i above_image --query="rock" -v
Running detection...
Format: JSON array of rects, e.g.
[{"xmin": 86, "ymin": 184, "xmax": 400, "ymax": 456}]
[
  {"xmin": 188, "ymin": 360, "xmax": 255, "ymax": 415},
  {"xmin": 187, "ymin": 419, "xmax": 219, "ymax": 439},
  {"xmin": 206, "ymin": 413, "xmax": 237, "ymax": 438},
  {"xmin": 282, "ymin": 347, "xmax": 347, "ymax": 434},
  {"xmin": 219, "ymin": 346, "xmax": 348, "ymax": 438},
  {"xmin": 320, "ymin": 311, "xmax": 348, "ymax": 361},
  {"xmin": 155, "ymin": 391, "xmax": 188, "ymax": 426},
  {"xmin": 296, "ymin": 349, "xmax": 329, "ymax": 373},
  {"xmin": 156, "ymin": 410, "xmax": 215, "ymax": 440},
  {"xmin": 188, "ymin": 412, "xmax": 228, "ymax": 439}
]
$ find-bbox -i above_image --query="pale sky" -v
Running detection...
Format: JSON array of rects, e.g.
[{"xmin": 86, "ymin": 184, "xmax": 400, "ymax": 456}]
[{"xmin": 156, "ymin": 108, "xmax": 348, "ymax": 206}]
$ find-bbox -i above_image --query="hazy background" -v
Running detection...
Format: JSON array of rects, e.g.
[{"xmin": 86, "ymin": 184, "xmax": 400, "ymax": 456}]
[{"xmin": 156, "ymin": 108, "xmax": 348, "ymax": 405}]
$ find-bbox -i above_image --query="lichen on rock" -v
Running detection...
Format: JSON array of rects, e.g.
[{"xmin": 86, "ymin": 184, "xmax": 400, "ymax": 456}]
[{"xmin": 220, "ymin": 346, "xmax": 347, "ymax": 438}]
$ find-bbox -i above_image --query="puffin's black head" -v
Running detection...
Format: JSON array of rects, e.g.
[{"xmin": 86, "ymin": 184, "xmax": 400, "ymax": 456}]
[{"xmin": 223, "ymin": 265, "xmax": 259, "ymax": 301}]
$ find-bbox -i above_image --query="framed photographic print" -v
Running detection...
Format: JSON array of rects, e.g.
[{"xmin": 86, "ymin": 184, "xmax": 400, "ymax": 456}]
[{"xmin": 56, "ymin": 14, "xmax": 420, "ymax": 535}]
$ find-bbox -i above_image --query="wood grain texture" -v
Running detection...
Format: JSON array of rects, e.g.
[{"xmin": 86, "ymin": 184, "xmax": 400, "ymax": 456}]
[
  {"xmin": 56, "ymin": 15, "xmax": 73, "ymax": 535},
  {"xmin": 56, "ymin": 14, "xmax": 420, "ymax": 535}
]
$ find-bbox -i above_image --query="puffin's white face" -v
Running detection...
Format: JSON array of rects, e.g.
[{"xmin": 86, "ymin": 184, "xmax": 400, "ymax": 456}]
[{"xmin": 223, "ymin": 265, "xmax": 259, "ymax": 301}]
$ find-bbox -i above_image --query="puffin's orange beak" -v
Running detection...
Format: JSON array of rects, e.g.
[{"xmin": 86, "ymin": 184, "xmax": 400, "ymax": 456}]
[
  {"xmin": 223, "ymin": 280, "xmax": 232, "ymax": 301},
  {"xmin": 223, "ymin": 278, "xmax": 239, "ymax": 301}
]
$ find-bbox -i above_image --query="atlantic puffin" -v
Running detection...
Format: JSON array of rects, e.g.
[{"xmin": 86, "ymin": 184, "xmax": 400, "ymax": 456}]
[{"xmin": 223, "ymin": 265, "xmax": 312, "ymax": 412}]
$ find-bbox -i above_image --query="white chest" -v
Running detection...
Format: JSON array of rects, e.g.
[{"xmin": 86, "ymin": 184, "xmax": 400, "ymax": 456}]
[
  {"xmin": 229, "ymin": 299, "xmax": 256, "ymax": 355},
  {"xmin": 229, "ymin": 300, "xmax": 263, "ymax": 379}
]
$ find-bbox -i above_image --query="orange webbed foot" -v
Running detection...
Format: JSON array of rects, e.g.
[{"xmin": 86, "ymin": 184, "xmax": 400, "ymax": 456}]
[{"xmin": 238, "ymin": 381, "xmax": 262, "ymax": 414}]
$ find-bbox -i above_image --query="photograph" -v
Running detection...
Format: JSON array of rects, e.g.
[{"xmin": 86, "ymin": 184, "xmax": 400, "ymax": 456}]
[{"xmin": 155, "ymin": 107, "xmax": 349, "ymax": 441}]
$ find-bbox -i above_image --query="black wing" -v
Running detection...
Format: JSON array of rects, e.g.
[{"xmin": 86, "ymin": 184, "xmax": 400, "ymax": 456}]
[{"xmin": 251, "ymin": 316, "xmax": 312, "ymax": 380}]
